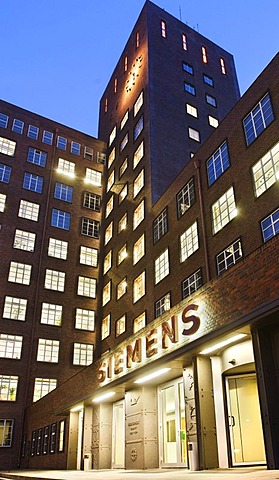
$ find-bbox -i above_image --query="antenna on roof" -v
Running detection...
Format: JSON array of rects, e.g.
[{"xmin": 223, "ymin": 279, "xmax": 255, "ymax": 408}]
[{"xmin": 179, "ymin": 5, "xmax": 182, "ymax": 21}]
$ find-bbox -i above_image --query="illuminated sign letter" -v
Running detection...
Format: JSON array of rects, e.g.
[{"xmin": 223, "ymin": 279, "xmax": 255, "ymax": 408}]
[
  {"xmin": 97, "ymin": 361, "xmax": 107, "ymax": 383},
  {"xmin": 146, "ymin": 329, "xmax": 158, "ymax": 357},
  {"xmin": 127, "ymin": 339, "xmax": 142, "ymax": 368},
  {"xmin": 114, "ymin": 350, "xmax": 124, "ymax": 375},
  {"xmin": 182, "ymin": 304, "xmax": 200, "ymax": 336},
  {"xmin": 162, "ymin": 315, "xmax": 178, "ymax": 348}
]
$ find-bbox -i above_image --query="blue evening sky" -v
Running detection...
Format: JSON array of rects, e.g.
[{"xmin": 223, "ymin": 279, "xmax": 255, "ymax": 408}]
[{"xmin": 1, "ymin": 0, "xmax": 278, "ymax": 137}]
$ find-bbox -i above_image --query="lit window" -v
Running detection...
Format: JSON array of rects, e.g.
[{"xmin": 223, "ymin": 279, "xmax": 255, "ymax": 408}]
[
  {"xmin": 124, "ymin": 56, "xmax": 128, "ymax": 72},
  {"xmin": 155, "ymin": 292, "xmax": 170, "ymax": 318},
  {"xmin": 98, "ymin": 152, "xmax": 106, "ymax": 164},
  {"xmin": 243, "ymin": 93, "xmax": 274, "ymax": 146},
  {"xmin": 208, "ymin": 115, "xmax": 219, "ymax": 128},
  {"xmin": 57, "ymin": 136, "xmax": 67, "ymax": 150},
  {"xmin": 220, "ymin": 57, "xmax": 226, "ymax": 74},
  {"xmin": 107, "ymin": 170, "xmax": 115, "ymax": 192},
  {"xmin": 118, "ymin": 244, "xmax": 127, "ymax": 265},
  {"xmin": 0, "ymin": 193, "xmax": 6, "ymax": 212},
  {"xmin": 118, "ymin": 213, "xmax": 127, "ymax": 233},
  {"xmin": 80, "ymin": 246, "xmax": 98, "ymax": 267},
  {"xmin": 0, "ymin": 376, "xmax": 18, "ymax": 401},
  {"xmin": 77, "ymin": 276, "xmax": 97, "ymax": 298},
  {"xmin": 217, "ymin": 239, "xmax": 242, "ymax": 274},
  {"xmin": 184, "ymin": 83, "xmax": 196, "ymax": 95},
  {"xmin": 18, "ymin": 200, "xmax": 40, "ymax": 221},
  {"xmin": 51, "ymin": 209, "xmax": 71, "ymax": 230},
  {"xmin": 37, "ymin": 339, "xmax": 59, "ymax": 363},
  {"xmin": 182, "ymin": 269, "xmax": 202, "ymax": 299},
  {"xmin": 48, "ymin": 238, "xmax": 68, "ymax": 260},
  {"xmin": 44, "ymin": 269, "xmax": 65, "ymax": 292},
  {"xmin": 0, "ymin": 420, "xmax": 14, "ymax": 447},
  {"xmin": 3, "ymin": 296, "xmax": 27, "ymax": 321},
  {"xmin": 121, "ymin": 111, "xmax": 129, "ymax": 130},
  {"xmin": 212, "ymin": 186, "xmax": 237, "ymax": 234},
  {"xmin": 41, "ymin": 303, "xmax": 62, "ymax": 326},
  {"xmin": 50, "ymin": 423, "xmax": 57, "ymax": 454},
  {"xmin": 0, "ymin": 334, "xmax": 22, "ymax": 359},
  {"xmin": 203, "ymin": 74, "xmax": 214, "ymax": 86},
  {"xmin": 109, "ymin": 126, "xmax": 116, "ymax": 146},
  {"xmin": 114, "ymin": 78, "xmax": 118, "ymax": 94},
  {"xmin": 120, "ymin": 133, "xmax": 129, "ymax": 152},
  {"xmin": 133, "ymin": 169, "xmax": 144, "ymax": 198},
  {"xmin": 133, "ymin": 271, "xmax": 145, "ymax": 303},
  {"xmin": 8, "ymin": 262, "xmax": 32, "ymax": 285},
  {"xmin": 85, "ymin": 168, "xmax": 102, "ymax": 186},
  {"xmin": 183, "ymin": 63, "xmax": 193, "ymax": 75},
  {"xmin": 201, "ymin": 46, "xmax": 208, "ymax": 63},
  {"xmin": 54, "ymin": 182, "xmax": 73, "ymax": 203},
  {"xmin": 153, "ymin": 208, "xmax": 168, "ymax": 243},
  {"xmin": 73, "ymin": 343, "xmax": 93, "ymax": 366},
  {"xmin": 106, "ymin": 195, "xmax": 114, "ymax": 217},
  {"xmin": 177, "ymin": 178, "xmax": 195, "ymax": 218},
  {"xmin": 12, "ymin": 119, "xmax": 24, "ymax": 134},
  {"xmin": 261, "ymin": 208, "xmax": 279, "ymax": 242},
  {"xmin": 116, "ymin": 315, "xmax": 126, "ymax": 336},
  {"xmin": 133, "ymin": 141, "xmax": 144, "ymax": 169},
  {"xmin": 105, "ymin": 98, "xmax": 108, "ymax": 113},
  {"xmin": 33, "ymin": 378, "xmax": 57, "ymax": 403},
  {"xmin": 42, "ymin": 131, "xmax": 53, "ymax": 145},
  {"xmin": 103, "ymin": 250, "xmax": 112, "ymax": 274},
  {"xmin": 134, "ymin": 91, "xmax": 143, "ymax": 117},
  {"xmin": 182, "ymin": 33, "xmax": 187, "ymax": 51},
  {"xmin": 13, "ymin": 229, "xmax": 36, "ymax": 252},
  {"xmin": 0, "ymin": 163, "xmax": 11, "ymax": 183},
  {"xmin": 23, "ymin": 172, "xmax": 43, "ymax": 193},
  {"xmin": 252, "ymin": 141, "xmax": 279, "ymax": 197},
  {"xmin": 58, "ymin": 420, "xmax": 65, "ymax": 452},
  {"xmin": 133, "ymin": 234, "xmax": 145, "ymax": 265},
  {"xmin": 83, "ymin": 192, "xmax": 101, "ymax": 211},
  {"xmin": 57, "ymin": 158, "xmax": 75, "ymax": 177},
  {"xmin": 133, "ymin": 199, "xmax": 144, "ymax": 230},
  {"xmin": 105, "ymin": 222, "xmax": 113, "ymax": 244},
  {"xmin": 206, "ymin": 94, "xmax": 216, "ymax": 107},
  {"xmin": 119, "ymin": 183, "xmax": 128, "ymax": 204},
  {"xmin": 27, "ymin": 147, "xmax": 47, "ymax": 167},
  {"xmin": 75, "ymin": 309, "xmax": 95, "ymax": 331},
  {"xmin": 188, "ymin": 127, "xmax": 200, "ymax": 142},
  {"xmin": 207, "ymin": 141, "xmax": 230, "ymax": 185},
  {"xmin": 136, "ymin": 31, "xmax": 140, "ymax": 48},
  {"xmin": 161, "ymin": 20, "xmax": 166, "ymax": 38},
  {"xmin": 186, "ymin": 104, "xmax": 198, "ymax": 117},
  {"xmin": 0, "ymin": 137, "xmax": 16, "ymax": 156},
  {"xmin": 117, "ymin": 278, "xmax": 127, "ymax": 300},
  {"xmin": 155, "ymin": 249, "xmax": 169, "ymax": 284},
  {"xmin": 27, "ymin": 125, "xmax": 39, "ymax": 140},
  {"xmin": 180, "ymin": 221, "xmax": 199, "ymax": 262},
  {"xmin": 103, "ymin": 281, "xmax": 111, "ymax": 306},
  {"xmin": 71, "ymin": 141, "xmax": 81, "ymax": 156},
  {"xmin": 108, "ymin": 148, "xmax": 115, "ymax": 168},
  {"xmin": 0, "ymin": 113, "xmax": 8, "ymax": 128},
  {"xmin": 81, "ymin": 218, "xmax": 99, "ymax": 238},
  {"xmin": 102, "ymin": 315, "xmax": 110, "ymax": 340},
  {"xmin": 133, "ymin": 312, "xmax": 146, "ymax": 333},
  {"xmin": 84, "ymin": 146, "xmax": 94, "ymax": 160}
]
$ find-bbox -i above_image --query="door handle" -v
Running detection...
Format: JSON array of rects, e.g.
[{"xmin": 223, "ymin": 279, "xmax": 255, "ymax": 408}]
[{"xmin": 229, "ymin": 415, "xmax": 235, "ymax": 427}]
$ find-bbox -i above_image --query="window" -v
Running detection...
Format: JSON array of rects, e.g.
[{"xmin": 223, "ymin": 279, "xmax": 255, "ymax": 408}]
[
  {"xmin": 119, "ymin": 183, "xmax": 128, "ymax": 203},
  {"xmin": 48, "ymin": 238, "xmax": 68, "ymax": 260},
  {"xmin": 51, "ymin": 209, "xmax": 71, "ymax": 230},
  {"xmin": 117, "ymin": 278, "xmax": 127, "ymax": 300},
  {"xmin": 107, "ymin": 170, "xmax": 115, "ymax": 192},
  {"xmin": 3, "ymin": 296, "xmax": 27, "ymax": 321},
  {"xmin": 54, "ymin": 182, "xmax": 73, "ymax": 203},
  {"xmin": 0, "ymin": 334, "xmax": 22, "ymax": 359},
  {"xmin": 133, "ymin": 234, "xmax": 145, "ymax": 265},
  {"xmin": 58, "ymin": 420, "xmax": 65, "ymax": 452},
  {"xmin": 124, "ymin": 56, "xmax": 128, "ymax": 72},
  {"xmin": 0, "ymin": 113, "xmax": 8, "ymax": 128},
  {"xmin": 50, "ymin": 423, "xmax": 57, "ymax": 454},
  {"xmin": 206, "ymin": 94, "xmax": 216, "ymax": 107},
  {"xmin": 177, "ymin": 178, "xmax": 195, "ymax": 218},
  {"xmin": 133, "ymin": 311, "xmax": 146, "ymax": 333},
  {"xmin": 75, "ymin": 308, "xmax": 95, "ymax": 331},
  {"xmin": 18, "ymin": 200, "xmax": 40, "ymax": 221},
  {"xmin": 243, "ymin": 93, "xmax": 274, "ymax": 146},
  {"xmin": 261, "ymin": 208, "xmax": 279, "ymax": 242},
  {"xmin": 133, "ymin": 199, "xmax": 144, "ymax": 230},
  {"xmin": 77, "ymin": 276, "xmax": 97, "ymax": 298},
  {"xmin": 73, "ymin": 343, "xmax": 93, "ymax": 366},
  {"xmin": 43, "ymin": 426, "xmax": 49, "ymax": 455},
  {"xmin": 104, "ymin": 98, "xmax": 108, "ymax": 113},
  {"xmin": 57, "ymin": 136, "xmax": 67, "ymax": 150},
  {"xmin": 98, "ymin": 152, "xmax": 106, "ymax": 164},
  {"xmin": 108, "ymin": 148, "xmax": 115, "ymax": 168},
  {"xmin": 220, "ymin": 57, "xmax": 226, "ymax": 74},
  {"xmin": 44, "ymin": 269, "xmax": 65, "ymax": 292},
  {"xmin": 188, "ymin": 127, "xmax": 200, "ymax": 142},
  {"xmin": 116, "ymin": 315, "xmax": 126, "ymax": 337},
  {"xmin": 133, "ymin": 271, "xmax": 145, "ymax": 303},
  {"xmin": 203, "ymin": 74, "xmax": 214, "ymax": 86},
  {"xmin": 182, "ymin": 33, "xmax": 187, "ymax": 50},
  {"xmin": 118, "ymin": 244, "xmax": 127, "ymax": 265},
  {"xmin": 0, "ymin": 420, "xmax": 14, "ymax": 447},
  {"xmin": 27, "ymin": 147, "xmax": 47, "ymax": 167},
  {"xmin": 84, "ymin": 146, "xmax": 94, "ymax": 161},
  {"xmin": 208, "ymin": 115, "xmax": 219, "ymax": 128},
  {"xmin": 0, "ymin": 375, "xmax": 18, "ymax": 402},
  {"xmin": 118, "ymin": 213, "xmax": 127, "ymax": 233},
  {"xmin": 161, "ymin": 20, "xmax": 166, "ymax": 38},
  {"xmin": 133, "ymin": 141, "xmax": 144, "ymax": 169},
  {"xmin": 102, "ymin": 315, "xmax": 110, "ymax": 340},
  {"xmin": 36, "ymin": 429, "xmax": 42, "ymax": 455},
  {"xmin": 109, "ymin": 126, "xmax": 116, "ymax": 146},
  {"xmin": 102, "ymin": 281, "xmax": 111, "ymax": 306},
  {"xmin": 103, "ymin": 250, "xmax": 112, "ymax": 274},
  {"xmin": 42, "ymin": 131, "xmax": 53, "ymax": 145},
  {"xmin": 0, "ymin": 163, "xmax": 11, "ymax": 183},
  {"xmin": 186, "ymin": 104, "xmax": 198, "ymax": 118},
  {"xmin": 23, "ymin": 172, "xmax": 43, "ymax": 193},
  {"xmin": 183, "ymin": 63, "xmax": 193, "ymax": 75},
  {"xmin": 207, "ymin": 141, "xmax": 230, "ymax": 185},
  {"xmin": 81, "ymin": 218, "xmax": 99, "ymax": 238},
  {"xmin": 133, "ymin": 169, "xmax": 144, "ymax": 197},
  {"xmin": 216, "ymin": 239, "xmax": 243, "ymax": 274},
  {"xmin": 13, "ymin": 229, "xmax": 36, "ymax": 252},
  {"xmin": 57, "ymin": 158, "xmax": 75, "ymax": 177},
  {"xmin": 12, "ymin": 119, "xmax": 24, "ymax": 134},
  {"xmin": 153, "ymin": 208, "xmax": 168, "ymax": 243},
  {"xmin": 41, "ymin": 303, "xmax": 62, "ymax": 326},
  {"xmin": 33, "ymin": 378, "xmax": 57, "ymax": 403},
  {"xmin": 8, "ymin": 262, "xmax": 32, "ymax": 285},
  {"xmin": 106, "ymin": 195, "xmax": 114, "ymax": 217},
  {"xmin": 155, "ymin": 292, "xmax": 170, "ymax": 318},
  {"xmin": 71, "ymin": 141, "xmax": 80, "ymax": 155},
  {"xmin": 27, "ymin": 125, "xmax": 39, "ymax": 140},
  {"xmin": 120, "ymin": 133, "xmax": 129, "ymax": 152},
  {"xmin": 0, "ymin": 193, "xmax": 6, "ymax": 212},
  {"xmin": 37, "ymin": 339, "xmax": 59, "ymax": 363},
  {"xmin": 180, "ymin": 221, "xmax": 199, "ymax": 262},
  {"xmin": 184, "ymin": 83, "xmax": 196, "ymax": 95},
  {"xmin": 212, "ymin": 186, "xmax": 237, "ymax": 234},
  {"xmin": 252, "ymin": 141, "xmax": 279, "ymax": 197},
  {"xmin": 201, "ymin": 46, "xmax": 208, "ymax": 63},
  {"xmin": 121, "ymin": 111, "xmax": 129, "ymax": 130},
  {"xmin": 119, "ymin": 157, "xmax": 128, "ymax": 178},
  {"xmin": 155, "ymin": 249, "xmax": 169, "ymax": 284},
  {"xmin": 80, "ymin": 246, "xmax": 98, "ymax": 267},
  {"xmin": 31, "ymin": 431, "xmax": 36, "ymax": 456},
  {"xmin": 114, "ymin": 78, "xmax": 118, "ymax": 94},
  {"xmin": 136, "ymin": 31, "xmax": 140, "ymax": 48},
  {"xmin": 105, "ymin": 222, "xmax": 113, "ymax": 244},
  {"xmin": 83, "ymin": 192, "xmax": 101, "ymax": 211},
  {"xmin": 85, "ymin": 168, "xmax": 102, "ymax": 186},
  {"xmin": 182, "ymin": 269, "xmax": 202, "ymax": 299},
  {"xmin": 0, "ymin": 137, "xmax": 16, "ymax": 156},
  {"xmin": 134, "ymin": 91, "xmax": 143, "ymax": 117}
]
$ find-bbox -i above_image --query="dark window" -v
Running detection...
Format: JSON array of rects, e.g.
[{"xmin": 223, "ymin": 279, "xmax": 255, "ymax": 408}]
[
  {"xmin": 243, "ymin": 93, "xmax": 274, "ymax": 146},
  {"xmin": 184, "ymin": 83, "xmax": 196, "ymax": 96},
  {"xmin": 183, "ymin": 63, "xmax": 194, "ymax": 75},
  {"xmin": 261, "ymin": 208, "xmax": 279, "ymax": 242},
  {"xmin": 182, "ymin": 269, "xmax": 202, "ymax": 299},
  {"xmin": 207, "ymin": 141, "xmax": 230, "ymax": 186},
  {"xmin": 83, "ymin": 192, "xmax": 101, "ymax": 211},
  {"xmin": 177, "ymin": 178, "xmax": 195, "ymax": 218},
  {"xmin": 153, "ymin": 208, "xmax": 168, "ymax": 243}
]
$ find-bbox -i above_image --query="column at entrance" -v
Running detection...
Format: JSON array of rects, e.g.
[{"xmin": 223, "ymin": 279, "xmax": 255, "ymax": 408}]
[
  {"xmin": 92, "ymin": 403, "xmax": 112, "ymax": 469},
  {"xmin": 125, "ymin": 386, "xmax": 158, "ymax": 469}
]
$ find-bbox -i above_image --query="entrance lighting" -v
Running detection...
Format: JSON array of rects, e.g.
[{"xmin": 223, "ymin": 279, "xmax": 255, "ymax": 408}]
[
  {"xmin": 134, "ymin": 367, "xmax": 171, "ymax": 384},
  {"xmin": 92, "ymin": 391, "xmax": 115, "ymax": 403},
  {"xmin": 70, "ymin": 405, "xmax": 83, "ymax": 412},
  {"xmin": 199, "ymin": 333, "xmax": 247, "ymax": 355}
]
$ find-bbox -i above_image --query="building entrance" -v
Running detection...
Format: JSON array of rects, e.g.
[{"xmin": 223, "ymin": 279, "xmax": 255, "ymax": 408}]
[
  {"xmin": 158, "ymin": 378, "xmax": 187, "ymax": 467},
  {"xmin": 112, "ymin": 399, "xmax": 125, "ymax": 468},
  {"xmin": 226, "ymin": 374, "xmax": 266, "ymax": 466}
]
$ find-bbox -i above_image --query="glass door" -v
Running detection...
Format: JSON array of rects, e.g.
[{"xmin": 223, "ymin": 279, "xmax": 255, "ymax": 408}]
[
  {"xmin": 112, "ymin": 400, "xmax": 125, "ymax": 468},
  {"xmin": 226, "ymin": 374, "xmax": 266, "ymax": 466},
  {"xmin": 159, "ymin": 378, "xmax": 187, "ymax": 467}
]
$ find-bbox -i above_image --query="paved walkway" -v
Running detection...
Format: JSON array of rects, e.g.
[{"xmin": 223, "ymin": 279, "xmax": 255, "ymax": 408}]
[{"xmin": 1, "ymin": 468, "xmax": 279, "ymax": 480}]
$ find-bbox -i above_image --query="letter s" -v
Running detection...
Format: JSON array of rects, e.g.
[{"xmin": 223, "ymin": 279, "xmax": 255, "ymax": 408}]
[{"xmin": 182, "ymin": 304, "xmax": 200, "ymax": 336}]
